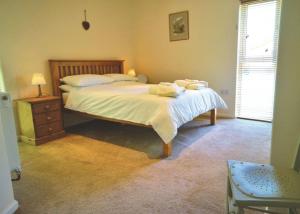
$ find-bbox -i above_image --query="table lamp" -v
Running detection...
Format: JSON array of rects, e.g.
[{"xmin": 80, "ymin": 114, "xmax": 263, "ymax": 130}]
[
  {"xmin": 127, "ymin": 69, "xmax": 136, "ymax": 77},
  {"xmin": 32, "ymin": 73, "xmax": 46, "ymax": 97}
]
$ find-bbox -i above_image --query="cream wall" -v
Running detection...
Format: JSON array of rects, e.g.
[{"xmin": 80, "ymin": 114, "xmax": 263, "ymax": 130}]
[
  {"xmin": 0, "ymin": 0, "xmax": 134, "ymax": 99},
  {"xmin": 271, "ymin": 0, "xmax": 300, "ymax": 168},
  {"xmin": 132, "ymin": 0, "xmax": 240, "ymax": 117},
  {"xmin": 1, "ymin": 0, "xmax": 240, "ymax": 116}
]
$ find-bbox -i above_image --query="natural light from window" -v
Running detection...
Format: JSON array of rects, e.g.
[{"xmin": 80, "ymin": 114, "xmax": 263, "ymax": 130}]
[
  {"xmin": 0, "ymin": 61, "xmax": 6, "ymax": 92},
  {"xmin": 236, "ymin": 0, "xmax": 280, "ymax": 122}
]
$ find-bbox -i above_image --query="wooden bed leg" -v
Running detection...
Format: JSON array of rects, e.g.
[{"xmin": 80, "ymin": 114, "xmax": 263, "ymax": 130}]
[
  {"xmin": 210, "ymin": 109, "xmax": 217, "ymax": 125},
  {"xmin": 163, "ymin": 142, "xmax": 172, "ymax": 157}
]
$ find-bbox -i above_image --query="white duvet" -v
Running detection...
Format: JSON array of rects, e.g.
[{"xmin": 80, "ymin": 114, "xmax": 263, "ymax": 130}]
[{"xmin": 65, "ymin": 81, "xmax": 227, "ymax": 143}]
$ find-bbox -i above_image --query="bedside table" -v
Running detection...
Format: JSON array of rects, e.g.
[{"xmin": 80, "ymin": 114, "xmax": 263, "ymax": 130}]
[{"xmin": 17, "ymin": 96, "xmax": 65, "ymax": 145}]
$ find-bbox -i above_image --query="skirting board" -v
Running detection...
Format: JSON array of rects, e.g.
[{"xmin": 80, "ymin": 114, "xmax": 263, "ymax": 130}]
[
  {"xmin": 1, "ymin": 200, "xmax": 18, "ymax": 214},
  {"xmin": 199, "ymin": 112, "xmax": 235, "ymax": 119},
  {"xmin": 217, "ymin": 113, "xmax": 235, "ymax": 119}
]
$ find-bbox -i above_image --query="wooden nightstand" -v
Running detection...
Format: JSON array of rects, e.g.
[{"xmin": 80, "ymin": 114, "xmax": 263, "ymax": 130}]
[
  {"xmin": 137, "ymin": 74, "xmax": 148, "ymax": 83},
  {"xmin": 17, "ymin": 96, "xmax": 65, "ymax": 145}
]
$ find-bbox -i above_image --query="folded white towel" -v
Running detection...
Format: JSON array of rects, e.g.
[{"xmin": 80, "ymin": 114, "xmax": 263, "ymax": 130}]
[
  {"xmin": 186, "ymin": 83, "xmax": 207, "ymax": 90},
  {"xmin": 149, "ymin": 83, "xmax": 185, "ymax": 97},
  {"xmin": 185, "ymin": 79, "xmax": 200, "ymax": 84},
  {"xmin": 174, "ymin": 80, "xmax": 190, "ymax": 87},
  {"xmin": 159, "ymin": 82, "xmax": 173, "ymax": 86},
  {"xmin": 174, "ymin": 79, "xmax": 208, "ymax": 90}
]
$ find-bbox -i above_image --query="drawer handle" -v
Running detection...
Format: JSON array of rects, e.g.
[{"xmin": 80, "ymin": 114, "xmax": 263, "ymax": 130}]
[
  {"xmin": 44, "ymin": 105, "xmax": 50, "ymax": 109},
  {"xmin": 47, "ymin": 116, "xmax": 52, "ymax": 120},
  {"xmin": 48, "ymin": 127, "xmax": 53, "ymax": 132}
]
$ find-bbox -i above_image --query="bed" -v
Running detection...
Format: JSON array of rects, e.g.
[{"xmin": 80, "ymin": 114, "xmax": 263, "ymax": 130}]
[{"xmin": 49, "ymin": 60, "xmax": 226, "ymax": 157}]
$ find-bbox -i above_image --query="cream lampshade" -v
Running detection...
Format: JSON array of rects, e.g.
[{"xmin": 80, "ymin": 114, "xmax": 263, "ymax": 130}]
[
  {"xmin": 127, "ymin": 69, "xmax": 136, "ymax": 77},
  {"xmin": 32, "ymin": 73, "xmax": 46, "ymax": 97}
]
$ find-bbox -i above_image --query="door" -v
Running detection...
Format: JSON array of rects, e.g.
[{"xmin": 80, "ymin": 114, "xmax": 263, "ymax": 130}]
[
  {"xmin": 0, "ymin": 92, "xmax": 21, "ymax": 172},
  {"xmin": 0, "ymin": 106, "xmax": 19, "ymax": 214}
]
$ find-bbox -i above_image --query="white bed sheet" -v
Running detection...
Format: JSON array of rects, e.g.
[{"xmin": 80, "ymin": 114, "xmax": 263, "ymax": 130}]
[{"xmin": 65, "ymin": 81, "xmax": 227, "ymax": 143}]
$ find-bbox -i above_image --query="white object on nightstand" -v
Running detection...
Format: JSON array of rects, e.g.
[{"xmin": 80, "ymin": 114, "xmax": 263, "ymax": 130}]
[
  {"xmin": 137, "ymin": 74, "xmax": 148, "ymax": 83},
  {"xmin": 127, "ymin": 69, "xmax": 136, "ymax": 77}
]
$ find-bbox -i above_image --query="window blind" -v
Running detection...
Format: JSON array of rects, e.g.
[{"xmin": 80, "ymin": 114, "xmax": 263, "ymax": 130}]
[
  {"xmin": 240, "ymin": 0, "xmax": 276, "ymax": 3},
  {"xmin": 236, "ymin": 0, "xmax": 281, "ymax": 122}
]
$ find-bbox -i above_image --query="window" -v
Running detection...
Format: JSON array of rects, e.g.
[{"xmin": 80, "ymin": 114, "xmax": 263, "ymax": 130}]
[{"xmin": 236, "ymin": 0, "xmax": 281, "ymax": 122}]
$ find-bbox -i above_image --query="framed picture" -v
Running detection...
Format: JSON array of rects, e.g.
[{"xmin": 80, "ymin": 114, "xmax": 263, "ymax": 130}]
[{"xmin": 169, "ymin": 11, "xmax": 189, "ymax": 42}]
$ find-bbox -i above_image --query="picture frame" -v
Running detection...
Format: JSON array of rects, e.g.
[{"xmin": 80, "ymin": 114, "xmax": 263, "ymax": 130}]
[{"xmin": 169, "ymin": 11, "xmax": 189, "ymax": 42}]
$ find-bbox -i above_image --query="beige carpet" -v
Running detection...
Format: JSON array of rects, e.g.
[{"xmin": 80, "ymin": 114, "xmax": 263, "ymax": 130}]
[{"xmin": 14, "ymin": 119, "xmax": 272, "ymax": 214}]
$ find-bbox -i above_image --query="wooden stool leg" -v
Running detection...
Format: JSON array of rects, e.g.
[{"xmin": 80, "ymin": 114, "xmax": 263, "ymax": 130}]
[
  {"xmin": 210, "ymin": 109, "xmax": 217, "ymax": 125},
  {"xmin": 227, "ymin": 178, "xmax": 238, "ymax": 214},
  {"xmin": 226, "ymin": 177, "xmax": 231, "ymax": 214},
  {"xmin": 163, "ymin": 142, "xmax": 172, "ymax": 157}
]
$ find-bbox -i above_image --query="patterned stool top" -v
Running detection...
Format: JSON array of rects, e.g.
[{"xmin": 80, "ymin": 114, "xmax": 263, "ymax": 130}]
[{"xmin": 230, "ymin": 162, "xmax": 300, "ymax": 200}]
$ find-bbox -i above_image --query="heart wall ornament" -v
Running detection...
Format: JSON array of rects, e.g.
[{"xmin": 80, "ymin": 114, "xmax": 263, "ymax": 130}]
[{"xmin": 82, "ymin": 9, "xmax": 90, "ymax": 30}]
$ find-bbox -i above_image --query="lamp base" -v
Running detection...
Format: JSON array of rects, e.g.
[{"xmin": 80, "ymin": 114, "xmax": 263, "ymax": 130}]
[{"xmin": 37, "ymin": 85, "xmax": 43, "ymax": 97}]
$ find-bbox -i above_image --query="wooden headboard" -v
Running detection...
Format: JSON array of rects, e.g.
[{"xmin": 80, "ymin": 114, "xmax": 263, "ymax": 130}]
[{"xmin": 49, "ymin": 60, "xmax": 124, "ymax": 96}]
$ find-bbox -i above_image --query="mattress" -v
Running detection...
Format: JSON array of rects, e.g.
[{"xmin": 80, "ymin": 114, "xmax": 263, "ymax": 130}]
[{"xmin": 64, "ymin": 81, "xmax": 227, "ymax": 143}]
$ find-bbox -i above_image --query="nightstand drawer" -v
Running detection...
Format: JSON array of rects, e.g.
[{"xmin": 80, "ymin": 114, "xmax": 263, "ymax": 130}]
[
  {"xmin": 34, "ymin": 111, "xmax": 61, "ymax": 126},
  {"xmin": 36, "ymin": 121, "xmax": 63, "ymax": 138},
  {"xmin": 32, "ymin": 101, "xmax": 60, "ymax": 114}
]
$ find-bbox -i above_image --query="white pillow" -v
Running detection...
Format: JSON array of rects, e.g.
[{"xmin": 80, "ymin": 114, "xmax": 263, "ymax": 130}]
[
  {"xmin": 59, "ymin": 84, "xmax": 80, "ymax": 92},
  {"xmin": 104, "ymin": 74, "xmax": 137, "ymax": 82},
  {"xmin": 61, "ymin": 74, "xmax": 113, "ymax": 87}
]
